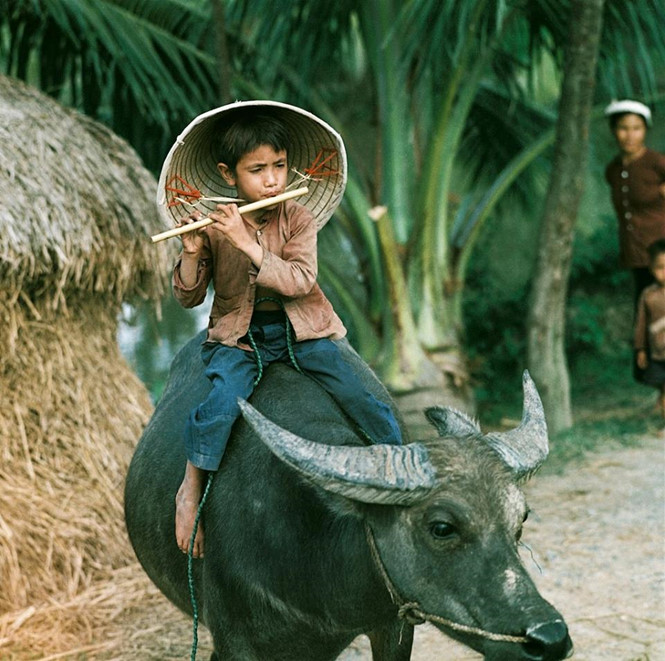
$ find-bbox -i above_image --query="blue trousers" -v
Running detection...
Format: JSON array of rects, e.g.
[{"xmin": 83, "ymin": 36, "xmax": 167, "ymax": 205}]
[{"xmin": 184, "ymin": 320, "xmax": 402, "ymax": 471}]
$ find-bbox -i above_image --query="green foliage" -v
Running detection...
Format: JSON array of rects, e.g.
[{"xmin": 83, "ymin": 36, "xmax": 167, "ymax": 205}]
[
  {"xmin": 318, "ymin": 221, "xmax": 380, "ymax": 360},
  {"xmin": 544, "ymin": 413, "xmax": 652, "ymax": 473},
  {"xmin": 542, "ymin": 340, "xmax": 659, "ymax": 473},
  {"xmin": 473, "ymin": 327, "xmax": 659, "ymax": 473},
  {"xmin": 3, "ymin": 0, "xmax": 665, "ymax": 400},
  {"xmin": 0, "ymin": 0, "xmax": 219, "ymax": 170},
  {"xmin": 463, "ymin": 167, "xmax": 634, "ymax": 416},
  {"xmin": 464, "ymin": 281, "xmax": 528, "ymax": 405},
  {"xmin": 465, "ymin": 189, "xmax": 658, "ymax": 469},
  {"xmin": 566, "ymin": 295, "xmax": 607, "ymax": 355}
]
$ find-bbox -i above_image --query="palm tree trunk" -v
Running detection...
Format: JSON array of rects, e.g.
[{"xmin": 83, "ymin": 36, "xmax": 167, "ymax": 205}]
[
  {"xmin": 211, "ymin": 0, "xmax": 232, "ymax": 104},
  {"xmin": 527, "ymin": 0, "xmax": 605, "ymax": 435}
]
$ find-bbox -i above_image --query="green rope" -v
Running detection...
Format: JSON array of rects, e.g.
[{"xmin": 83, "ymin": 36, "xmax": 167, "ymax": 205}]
[
  {"xmin": 247, "ymin": 297, "xmax": 302, "ymax": 384},
  {"xmin": 188, "ymin": 471, "xmax": 214, "ymax": 661},
  {"xmin": 246, "ymin": 327, "xmax": 264, "ymax": 385},
  {"xmin": 187, "ymin": 298, "xmax": 300, "ymax": 659}
]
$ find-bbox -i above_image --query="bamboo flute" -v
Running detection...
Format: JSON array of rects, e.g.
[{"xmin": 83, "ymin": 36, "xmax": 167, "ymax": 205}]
[{"xmin": 151, "ymin": 186, "xmax": 309, "ymax": 243}]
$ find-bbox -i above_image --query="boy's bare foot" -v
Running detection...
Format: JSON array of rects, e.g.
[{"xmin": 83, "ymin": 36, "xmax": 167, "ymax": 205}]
[{"xmin": 175, "ymin": 462, "xmax": 205, "ymax": 558}]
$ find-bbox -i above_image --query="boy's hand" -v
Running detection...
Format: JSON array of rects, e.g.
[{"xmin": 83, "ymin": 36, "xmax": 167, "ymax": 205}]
[
  {"xmin": 177, "ymin": 211, "xmax": 206, "ymax": 255},
  {"xmin": 636, "ymin": 350, "xmax": 648, "ymax": 370},
  {"xmin": 209, "ymin": 204, "xmax": 250, "ymax": 250},
  {"xmin": 209, "ymin": 203, "xmax": 264, "ymax": 268}
]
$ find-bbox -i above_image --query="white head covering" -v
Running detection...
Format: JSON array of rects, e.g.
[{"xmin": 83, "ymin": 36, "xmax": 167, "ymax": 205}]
[
  {"xmin": 157, "ymin": 101, "xmax": 348, "ymax": 231},
  {"xmin": 603, "ymin": 99, "xmax": 652, "ymax": 127}
]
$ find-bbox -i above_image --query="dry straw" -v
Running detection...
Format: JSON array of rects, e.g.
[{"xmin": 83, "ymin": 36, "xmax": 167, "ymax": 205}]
[
  {"xmin": 0, "ymin": 74, "xmax": 173, "ymax": 657},
  {"xmin": 0, "ymin": 74, "xmax": 171, "ymax": 311}
]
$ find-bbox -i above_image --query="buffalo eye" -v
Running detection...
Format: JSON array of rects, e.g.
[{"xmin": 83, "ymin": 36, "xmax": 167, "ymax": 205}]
[
  {"xmin": 429, "ymin": 521, "xmax": 456, "ymax": 540},
  {"xmin": 516, "ymin": 508, "xmax": 530, "ymax": 541}
]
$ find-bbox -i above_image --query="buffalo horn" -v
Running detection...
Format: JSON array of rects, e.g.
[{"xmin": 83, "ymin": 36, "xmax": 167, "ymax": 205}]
[
  {"xmin": 482, "ymin": 370, "xmax": 549, "ymax": 479},
  {"xmin": 238, "ymin": 399, "xmax": 437, "ymax": 506}
]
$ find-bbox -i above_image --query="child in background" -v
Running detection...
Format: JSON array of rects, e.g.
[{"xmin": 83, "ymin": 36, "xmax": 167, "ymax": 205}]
[{"xmin": 634, "ymin": 238, "xmax": 665, "ymax": 418}]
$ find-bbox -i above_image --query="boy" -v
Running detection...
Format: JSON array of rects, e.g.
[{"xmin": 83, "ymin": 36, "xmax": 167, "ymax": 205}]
[
  {"xmin": 169, "ymin": 104, "xmax": 402, "ymax": 557},
  {"xmin": 634, "ymin": 238, "xmax": 665, "ymax": 418}
]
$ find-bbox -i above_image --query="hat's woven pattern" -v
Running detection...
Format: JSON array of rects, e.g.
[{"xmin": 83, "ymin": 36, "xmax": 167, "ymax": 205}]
[{"xmin": 157, "ymin": 101, "xmax": 347, "ymax": 230}]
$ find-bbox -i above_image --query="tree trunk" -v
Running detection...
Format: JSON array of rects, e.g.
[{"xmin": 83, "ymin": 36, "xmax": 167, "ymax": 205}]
[
  {"xmin": 526, "ymin": 0, "xmax": 605, "ymax": 435},
  {"xmin": 211, "ymin": 0, "xmax": 232, "ymax": 105}
]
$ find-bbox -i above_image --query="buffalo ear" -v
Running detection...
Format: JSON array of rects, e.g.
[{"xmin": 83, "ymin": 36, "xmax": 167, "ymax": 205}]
[
  {"xmin": 238, "ymin": 399, "xmax": 437, "ymax": 506},
  {"xmin": 424, "ymin": 407, "xmax": 480, "ymax": 438}
]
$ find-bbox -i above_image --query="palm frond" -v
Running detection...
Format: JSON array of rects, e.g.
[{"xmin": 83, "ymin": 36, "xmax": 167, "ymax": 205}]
[
  {"xmin": 598, "ymin": 0, "xmax": 665, "ymax": 99},
  {"xmin": 2, "ymin": 0, "xmax": 218, "ymax": 168}
]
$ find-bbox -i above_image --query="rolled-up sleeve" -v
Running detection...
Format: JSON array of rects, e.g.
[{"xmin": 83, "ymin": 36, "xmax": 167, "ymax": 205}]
[{"xmin": 173, "ymin": 254, "xmax": 212, "ymax": 308}]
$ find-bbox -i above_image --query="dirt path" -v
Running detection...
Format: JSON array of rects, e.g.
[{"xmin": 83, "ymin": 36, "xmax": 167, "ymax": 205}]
[{"xmin": 102, "ymin": 436, "xmax": 665, "ymax": 660}]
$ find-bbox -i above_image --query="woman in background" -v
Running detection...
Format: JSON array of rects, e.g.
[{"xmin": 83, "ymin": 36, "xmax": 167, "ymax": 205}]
[
  {"xmin": 604, "ymin": 99, "xmax": 665, "ymax": 305},
  {"xmin": 604, "ymin": 99, "xmax": 665, "ymax": 382}
]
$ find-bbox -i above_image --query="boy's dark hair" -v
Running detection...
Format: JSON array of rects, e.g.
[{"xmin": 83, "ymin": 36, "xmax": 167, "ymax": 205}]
[
  {"xmin": 648, "ymin": 238, "xmax": 665, "ymax": 262},
  {"xmin": 217, "ymin": 109, "xmax": 290, "ymax": 172},
  {"xmin": 608, "ymin": 112, "xmax": 648, "ymax": 131}
]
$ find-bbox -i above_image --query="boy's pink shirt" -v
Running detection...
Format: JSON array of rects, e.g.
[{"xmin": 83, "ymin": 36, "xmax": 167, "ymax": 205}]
[{"xmin": 173, "ymin": 199, "xmax": 346, "ymax": 348}]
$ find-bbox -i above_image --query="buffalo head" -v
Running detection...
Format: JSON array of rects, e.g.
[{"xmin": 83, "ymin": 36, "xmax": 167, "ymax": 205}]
[{"xmin": 239, "ymin": 371, "xmax": 572, "ymax": 661}]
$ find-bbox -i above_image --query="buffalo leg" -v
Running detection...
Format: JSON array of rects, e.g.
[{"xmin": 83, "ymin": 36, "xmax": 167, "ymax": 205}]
[{"xmin": 367, "ymin": 621, "xmax": 414, "ymax": 661}]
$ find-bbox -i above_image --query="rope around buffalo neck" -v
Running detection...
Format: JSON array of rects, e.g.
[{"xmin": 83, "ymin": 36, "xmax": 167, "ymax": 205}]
[{"xmin": 364, "ymin": 523, "xmax": 529, "ymax": 644}]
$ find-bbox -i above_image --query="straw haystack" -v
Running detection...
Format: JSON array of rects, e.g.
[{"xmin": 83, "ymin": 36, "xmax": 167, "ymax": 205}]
[{"xmin": 0, "ymin": 74, "xmax": 175, "ymax": 655}]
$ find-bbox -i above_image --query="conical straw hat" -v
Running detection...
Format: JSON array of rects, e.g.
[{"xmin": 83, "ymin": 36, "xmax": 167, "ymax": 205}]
[{"xmin": 157, "ymin": 100, "xmax": 347, "ymax": 230}]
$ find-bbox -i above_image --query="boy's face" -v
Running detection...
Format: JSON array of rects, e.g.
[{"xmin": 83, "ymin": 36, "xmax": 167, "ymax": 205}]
[
  {"xmin": 651, "ymin": 253, "xmax": 665, "ymax": 287},
  {"xmin": 218, "ymin": 144, "xmax": 288, "ymax": 207}
]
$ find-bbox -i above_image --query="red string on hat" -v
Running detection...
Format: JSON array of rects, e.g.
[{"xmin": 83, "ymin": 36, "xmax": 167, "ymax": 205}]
[
  {"xmin": 304, "ymin": 149, "xmax": 340, "ymax": 178},
  {"xmin": 165, "ymin": 175, "xmax": 203, "ymax": 208}
]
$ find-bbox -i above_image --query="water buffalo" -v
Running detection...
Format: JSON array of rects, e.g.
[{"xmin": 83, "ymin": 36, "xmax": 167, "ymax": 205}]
[{"xmin": 125, "ymin": 331, "xmax": 572, "ymax": 661}]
